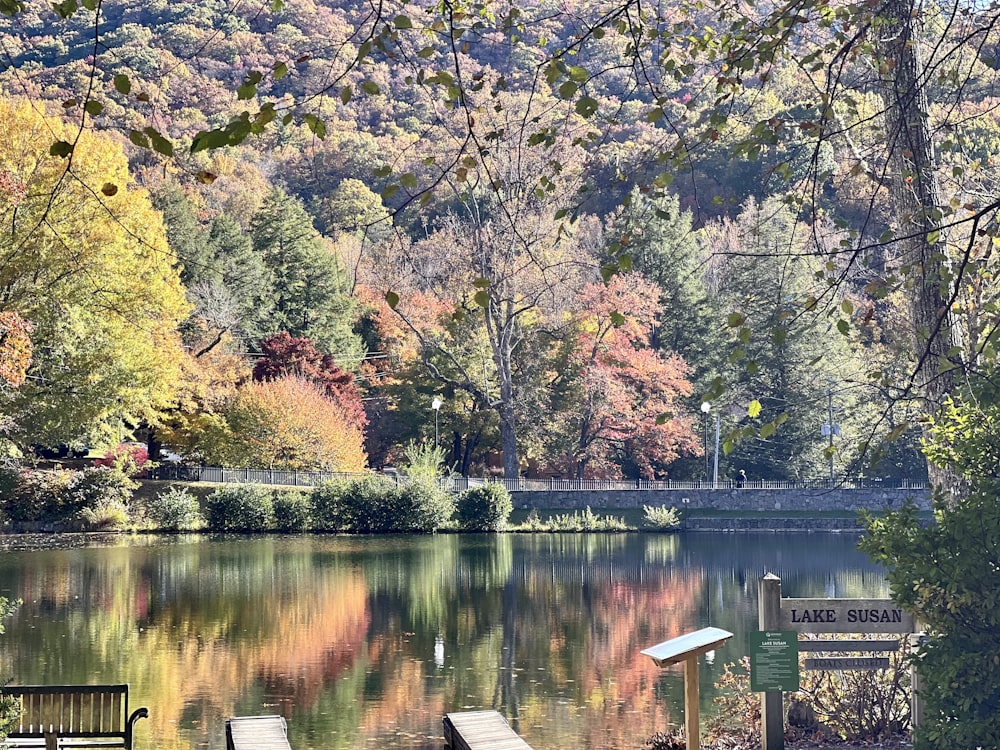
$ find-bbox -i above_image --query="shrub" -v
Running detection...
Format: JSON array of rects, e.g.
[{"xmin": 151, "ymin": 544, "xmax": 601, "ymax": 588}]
[
  {"xmin": 511, "ymin": 507, "xmax": 632, "ymax": 532},
  {"xmin": 402, "ymin": 440, "xmax": 448, "ymax": 480},
  {"xmin": 204, "ymin": 484, "xmax": 275, "ymax": 532},
  {"xmin": 642, "ymin": 504, "xmax": 680, "ymax": 530},
  {"xmin": 273, "ymin": 491, "xmax": 311, "ymax": 532},
  {"xmin": 310, "ymin": 481, "xmax": 349, "ymax": 531},
  {"xmin": 390, "ymin": 478, "xmax": 455, "ymax": 532},
  {"xmin": 2, "ymin": 466, "xmax": 135, "ymax": 528},
  {"xmin": 148, "ymin": 486, "xmax": 203, "ymax": 531},
  {"xmin": 706, "ymin": 651, "xmax": 910, "ymax": 746},
  {"xmin": 862, "ymin": 490, "xmax": 1000, "ymax": 750},
  {"xmin": 94, "ymin": 443, "xmax": 149, "ymax": 475},
  {"xmin": 457, "ymin": 483, "xmax": 513, "ymax": 531},
  {"xmin": 80, "ymin": 497, "xmax": 130, "ymax": 530},
  {"xmin": 338, "ymin": 476, "xmax": 454, "ymax": 533}
]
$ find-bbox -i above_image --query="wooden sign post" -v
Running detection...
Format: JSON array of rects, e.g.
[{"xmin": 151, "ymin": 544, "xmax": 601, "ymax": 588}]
[
  {"xmin": 641, "ymin": 627, "xmax": 734, "ymax": 750},
  {"xmin": 756, "ymin": 575, "xmax": 919, "ymax": 750}
]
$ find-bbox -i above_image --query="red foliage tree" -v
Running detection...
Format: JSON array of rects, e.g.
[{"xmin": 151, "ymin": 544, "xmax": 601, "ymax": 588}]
[
  {"xmin": 564, "ymin": 273, "xmax": 700, "ymax": 479},
  {"xmin": 253, "ymin": 332, "xmax": 367, "ymax": 429}
]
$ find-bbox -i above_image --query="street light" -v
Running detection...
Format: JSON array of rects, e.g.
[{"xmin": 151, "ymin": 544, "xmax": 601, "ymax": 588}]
[
  {"xmin": 431, "ymin": 396, "xmax": 443, "ymax": 446},
  {"xmin": 700, "ymin": 402, "xmax": 711, "ymax": 481}
]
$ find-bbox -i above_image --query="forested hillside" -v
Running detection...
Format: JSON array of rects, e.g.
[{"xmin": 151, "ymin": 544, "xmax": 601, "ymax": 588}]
[{"xmin": 3, "ymin": 0, "xmax": 998, "ymax": 480}]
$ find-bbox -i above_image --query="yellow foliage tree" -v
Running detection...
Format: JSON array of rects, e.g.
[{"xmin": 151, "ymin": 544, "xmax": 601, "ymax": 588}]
[
  {"xmin": 203, "ymin": 375, "xmax": 367, "ymax": 472},
  {"xmin": 0, "ymin": 99, "xmax": 189, "ymax": 446}
]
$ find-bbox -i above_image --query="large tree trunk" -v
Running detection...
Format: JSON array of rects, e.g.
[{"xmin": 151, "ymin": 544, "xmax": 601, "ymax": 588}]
[{"xmin": 879, "ymin": 0, "xmax": 961, "ymax": 496}]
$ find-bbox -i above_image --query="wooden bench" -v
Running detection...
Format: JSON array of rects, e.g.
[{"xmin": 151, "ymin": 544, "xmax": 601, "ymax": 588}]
[
  {"xmin": 225, "ymin": 715, "xmax": 292, "ymax": 750},
  {"xmin": 0, "ymin": 684, "xmax": 148, "ymax": 750},
  {"xmin": 443, "ymin": 711, "xmax": 534, "ymax": 750}
]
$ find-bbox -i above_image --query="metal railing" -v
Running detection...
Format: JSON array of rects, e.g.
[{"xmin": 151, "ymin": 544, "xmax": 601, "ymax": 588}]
[{"xmin": 147, "ymin": 466, "xmax": 927, "ymax": 492}]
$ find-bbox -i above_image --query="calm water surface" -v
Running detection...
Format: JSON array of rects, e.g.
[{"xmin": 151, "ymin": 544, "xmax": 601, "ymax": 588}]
[{"xmin": 0, "ymin": 532, "xmax": 889, "ymax": 750}]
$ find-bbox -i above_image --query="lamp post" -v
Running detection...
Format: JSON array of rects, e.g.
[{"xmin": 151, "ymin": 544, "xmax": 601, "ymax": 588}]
[
  {"xmin": 700, "ymin": 402, "xmax": 711, "ymax": 481},
  {"xmin": 431, "ymin": 396, "xmax": 443, "ymax": 446}
]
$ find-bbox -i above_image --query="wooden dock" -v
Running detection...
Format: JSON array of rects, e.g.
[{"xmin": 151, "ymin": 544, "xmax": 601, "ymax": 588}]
[
  {"xmin": 443, "ymin": 711, "xmax": 534, "ymax": 750},
  {"xmin": 225, "ymin": 715, "xmax": 292, "ymax": 750}
]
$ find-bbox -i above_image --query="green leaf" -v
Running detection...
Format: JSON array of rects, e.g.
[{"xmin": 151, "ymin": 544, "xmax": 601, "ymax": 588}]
[
  {"xmin": 237, "ymin": 71, "xmax": 263, "ymax": 100},
  {"xmin": 303, "ymin": 114, "xmax": 327, "ymax": 138},
  {"xmin": 400, "ymin": 172, "xmax": 418, "ymax": 189},
  {"xmin": 575, "ymin": 96, "xmax": 599, "ymax": 118},
  {"xmin": 273, "ymin": 61, "xmax": 288, "ymax": 80},
  {"xmin": 727, "ymin": 312, "xmax": 746, "ymax": 327},
  {"xmin": 474, "ymin": 290, "xmax": 490, "ymax": 308},
  {"xmin": 837, "ymin": 319, "xmax": 850, "ymax": 335},
  {"xmin": 393, "ymin": 14, "xmax": 413, "ymax": 28},
  {"xmin": 361, "ymin": 80, "xmax": 380, "ymax": 95},
  {"xmin": 340, "ymin": 86, "xmax": 352, "ymax": 104},
  {"xmin": 747, "ymin": 399, "xmax": 762, "ymax": 418},
  {"xmin": 83, "ymin": 99, "xmax": 103, "ymax": 116},
  {"xmin": 760, "ymin": 422, "xmax": 776, "ymax": 439},
  {"xmin": 558, "ymin": 81, "xmax": 578, "ymax": 99},
  {"xmin": 472, "ymin": 277, "xmax": 491, "ymax": 289},
  {"xmin": 600, "ymin": 263, "xmax": 618, "ymax": 282},
  {"xmin": 609, "ymin": 311, "xmax": 626, "ymax": 327},
  {"xmin": 49, "ymin": 140, "xmax": 74, "ymax": 158},
  {"xmin": 385, "ymin": 290, "xmax": 399, "ymax": 309},
  {"xmin": 129, "ymin": 130, "xmax": 151, "ymax": 149},
  {"xmin": 144, "ymin": 127, "xmax": 174, "ymax": 156},
  {"xmin": 52, "ymin": 0, "xmax": 76, "ymax": 19},
  {"xmin": 113, "ymin": 75, "xmax": 131, "ymax": 95}
]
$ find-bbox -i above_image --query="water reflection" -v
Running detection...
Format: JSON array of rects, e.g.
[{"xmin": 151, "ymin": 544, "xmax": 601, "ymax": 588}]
[{"xmin": 0, "ymin": 532, "xmax": 888, "ymax": 750}]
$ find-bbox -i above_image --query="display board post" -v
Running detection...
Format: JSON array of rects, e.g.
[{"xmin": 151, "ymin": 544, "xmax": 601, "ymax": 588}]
[{"xmin": 759, "ymin": 574, "xmax": 784, "ymax": 750}]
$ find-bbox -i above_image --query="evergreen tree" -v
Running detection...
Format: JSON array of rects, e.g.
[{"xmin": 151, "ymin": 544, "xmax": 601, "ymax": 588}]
[{"xmin": 250, "ymin": 189, "xmax": 363, "ymax": 366}]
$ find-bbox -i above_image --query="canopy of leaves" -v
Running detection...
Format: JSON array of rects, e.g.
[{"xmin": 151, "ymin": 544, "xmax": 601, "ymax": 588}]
[
  {"xmin": 201, "ymin": 375, "xmax": 367, "ymax": 471},
  {"xmin": 0, "ymin": 98, "xmax": 189, "ymax": 446}
]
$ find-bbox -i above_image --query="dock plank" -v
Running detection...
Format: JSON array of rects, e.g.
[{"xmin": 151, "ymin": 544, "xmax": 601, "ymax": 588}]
[
  {"xmin": 444, "ymin": 711, "xmax": 534, "ymax": 750},
  {"xmin": 225, "ymin": 716, "xmax": 291, "ymax": 750}
]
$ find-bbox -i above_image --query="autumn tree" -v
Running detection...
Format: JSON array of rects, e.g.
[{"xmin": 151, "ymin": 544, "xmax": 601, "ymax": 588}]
[
  {"xmin": 547, "ymin": 273, "xmax": 699, "ymax": 479},
  {"xmin": 368, "ymin": 89, "xmax": 597, "ymax": 479},
  {"xmin": 0, "ymin": 98, "xmax": 188, "ymax": 448},
  {"xmin": 201, "ymin": 375, "xmax": 367, "ymax": 471},
  {"xmin": 253, "ymin": 331, "xmax": 366, "ymax": 429}
]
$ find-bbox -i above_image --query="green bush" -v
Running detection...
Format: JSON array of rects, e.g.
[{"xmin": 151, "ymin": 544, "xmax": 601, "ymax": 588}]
[
  {"xmin": 204, "ymin": 484, "xmax": 275, "ymax": 532},
  {"xmin": 642, "ymin": 504, "xmax": 680, "ymax": 530},
  {"xmin": 273, "ymin": 491, "xmax": 311, "ymax": 532},
  {"xmin": 457, "ymin": 483, "xmax": 513, "ymax": 531},
  {"xmin": 337, "ymin": 476, "xmax": 453, "ymax": 533},
  {"xmin": 310, "ymin": 481, "xmax": 349, "ymax": 531},
  {"xmin": 861, "ymin": 490, "xmax": 1000, "ymax": 750},
  {"xmin": 148, "ymin": 486, "xmax": 203, "ymax": 531},
  {"xmin": 1, "ymin": 466, "xmax": 136, "ymax": 529},
  {"xmin": 539, "ymin": 507, "xmax": 630, "ymax": 532},
  {"xmin": 391, "ymin": 478, "xmax": 455, "ymax": 532}
]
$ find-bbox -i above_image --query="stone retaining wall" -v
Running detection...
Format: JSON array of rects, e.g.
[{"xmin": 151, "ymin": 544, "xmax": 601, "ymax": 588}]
[{"xmin": 513, "ymin": 487, "xmax": 931, "ymax": 512}]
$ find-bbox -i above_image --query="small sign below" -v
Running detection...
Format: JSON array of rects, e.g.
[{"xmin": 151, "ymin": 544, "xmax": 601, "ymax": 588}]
[
  {"xmin": 750, "ymin": 630, "xmax": 800, "ymax": 693},
  {"xmin": 804, "ymin": 657, "xmax": 890, "ymax": 671}
]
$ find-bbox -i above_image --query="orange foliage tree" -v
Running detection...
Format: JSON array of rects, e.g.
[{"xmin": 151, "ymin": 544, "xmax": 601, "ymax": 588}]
[
  {"xmin": 548, "ymin": 273, "xmax": 700, "ymax": 479},
  {"xmin": 0, "ymin": 311, "xmax": 32, "ymax": 389},
  {"xmin": 203, "ymin": 375, "xmax": 367, "ymax": 471}
]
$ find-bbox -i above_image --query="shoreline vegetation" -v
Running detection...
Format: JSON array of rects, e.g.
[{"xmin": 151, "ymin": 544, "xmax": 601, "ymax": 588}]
[{"xmin": 0, "ymin": 462, "xmax": 929, "ymax": 536}]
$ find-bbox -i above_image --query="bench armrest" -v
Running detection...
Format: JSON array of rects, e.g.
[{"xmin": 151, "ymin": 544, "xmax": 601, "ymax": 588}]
[{"xmin": 125, "ymin": 707, "xmax": 149, "ymax": 750}]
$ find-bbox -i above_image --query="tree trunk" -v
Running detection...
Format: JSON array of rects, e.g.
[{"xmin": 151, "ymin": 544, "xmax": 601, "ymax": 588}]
[{"xmin": 879, "ymin": 0, "xmax": 961, "ymax": 496}]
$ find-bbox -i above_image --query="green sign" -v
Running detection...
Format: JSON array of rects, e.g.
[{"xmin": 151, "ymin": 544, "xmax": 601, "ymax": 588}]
[{"xmin": 750, "ymin": 630, "xmax": 800, "ymax": 692}]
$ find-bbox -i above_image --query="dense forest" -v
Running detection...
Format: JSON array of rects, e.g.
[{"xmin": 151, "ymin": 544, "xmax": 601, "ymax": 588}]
[{"xmin": 3, "ymin": 0, "xmax": 998, "ymax": 481}]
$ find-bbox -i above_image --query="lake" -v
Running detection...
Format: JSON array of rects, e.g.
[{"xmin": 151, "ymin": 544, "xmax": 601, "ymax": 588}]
[{"xmin": 0, "ymin": 532, "xmax": 890, "ymax": 750}]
